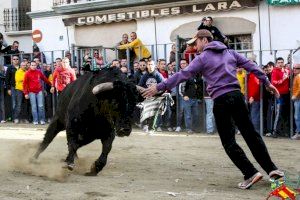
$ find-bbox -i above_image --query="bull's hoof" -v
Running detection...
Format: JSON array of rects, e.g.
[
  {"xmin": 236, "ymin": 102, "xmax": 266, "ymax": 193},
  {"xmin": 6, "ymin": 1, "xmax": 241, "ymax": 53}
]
[
  {"xmin": 29, "ymin": 157, "xmax": 38, "ymax": 164},
  {"xmin": 62, "ymin": 163, "xmax": 75, "ymax": 171},
  {"xmin": 84, "ymin": 163, "xmax": 98, "ymax": 176},
  {"xmin": 84, "ymin": 171, "xmax": 98, "ymax": 176}
]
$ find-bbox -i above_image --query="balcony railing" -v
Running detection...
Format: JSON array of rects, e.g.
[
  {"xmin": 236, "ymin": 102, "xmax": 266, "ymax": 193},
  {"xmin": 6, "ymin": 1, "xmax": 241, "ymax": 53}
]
[
  {"xmin": 53, "ymin": 0, "xmax": 96, "ymax": 6},
  {"xmin": 3, "ymin": 7, "xmax": 32, "ymax": 32}
]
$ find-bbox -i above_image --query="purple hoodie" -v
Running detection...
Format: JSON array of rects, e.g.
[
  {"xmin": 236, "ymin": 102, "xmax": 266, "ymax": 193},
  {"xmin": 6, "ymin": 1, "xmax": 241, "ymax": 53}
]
[{"xmin": 157, "ymin": 41, "xmax": 270, "ymax": 99}]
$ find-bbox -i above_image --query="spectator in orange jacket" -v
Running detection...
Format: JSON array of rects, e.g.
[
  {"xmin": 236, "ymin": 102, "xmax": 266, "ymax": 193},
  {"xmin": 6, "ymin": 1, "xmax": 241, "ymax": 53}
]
[
  {"xmin": 247, "ymin": 72, "xmax": 260, "ymax": 133},
  {"xmin": 291, "ymin": 64, "xmax": 300, "ymax": 140},
  {"xmin": 50, "ymin": 57, "xmax": 76, "ymax": 95}
]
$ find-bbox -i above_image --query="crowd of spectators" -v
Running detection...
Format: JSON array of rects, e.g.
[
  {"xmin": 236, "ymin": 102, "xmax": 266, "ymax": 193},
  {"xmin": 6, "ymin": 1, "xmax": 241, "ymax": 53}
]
[{"xmin": 0, "ymin": 28, "xmax": 299, "ymax": 140}]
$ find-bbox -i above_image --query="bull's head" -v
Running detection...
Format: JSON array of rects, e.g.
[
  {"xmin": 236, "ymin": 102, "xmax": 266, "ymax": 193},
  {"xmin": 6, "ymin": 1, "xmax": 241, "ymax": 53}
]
[{"xmin": 92, "ymin": 82, "xmax": 143, "ymax": 137}]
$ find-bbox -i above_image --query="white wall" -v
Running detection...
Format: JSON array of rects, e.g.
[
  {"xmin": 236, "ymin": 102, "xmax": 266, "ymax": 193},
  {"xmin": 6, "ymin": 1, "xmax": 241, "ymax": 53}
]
[
  {"xmin": 31, "ymin": 0, "xmax": 53, "ymax": 12},
  {"xmin": 32, "ymin": 16, "xmax": 71, "ymax": 62}
]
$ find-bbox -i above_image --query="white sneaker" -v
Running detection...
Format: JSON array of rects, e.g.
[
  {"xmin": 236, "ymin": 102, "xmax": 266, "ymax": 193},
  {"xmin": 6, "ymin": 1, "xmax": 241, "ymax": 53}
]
[
  {"xmin": 175, "ymin": 126, "xmax": 181, "ymax": 132},
  {"xmin": 156, "ymin": 127, "xmax": 163, "ymax": 132},
  {"xmin": 14, "ymin": 119, "xmax": 19, "ymax": 124},
  {"xmin": 40, "ymin": 121, "xmax": 45, "ymax": 125},
  {"xmin": 0, "ymin": 120, "xmax": 6, "ymax": 123},
  {"xmin": 167, "ymin": 127, "xmax": 173, "ymax": 132},
  {"xmin": 33, "ymin": 122, "xmax": 38, "ymax": 125},
  {"xmin": 142, "ymin": 125, "xmax": 149, "ymax": 133},
  {"xmin": 291, "ymin": 133, "xmax": 300, "ymax": 140}
]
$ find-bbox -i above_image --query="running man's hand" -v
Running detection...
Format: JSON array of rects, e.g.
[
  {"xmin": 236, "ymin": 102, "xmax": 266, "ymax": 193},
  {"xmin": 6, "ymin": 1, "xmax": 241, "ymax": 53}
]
[
  {"xmin": 50, "ymin": 87, "xmax": 55, "ymax": 94},
  {"xmin": 266, "ymin": 84, "xmax": 280, "ymax": 98},
  {"xmin": 142, "ymin": 85, "xmax": 158, "ymax": 98}
]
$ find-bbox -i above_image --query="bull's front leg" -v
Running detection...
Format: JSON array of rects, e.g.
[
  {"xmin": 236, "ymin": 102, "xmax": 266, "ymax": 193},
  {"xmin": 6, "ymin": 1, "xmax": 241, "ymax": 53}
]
[
  {"xmin": 64, "ymin": 130, "xmax": 80, "ymax": 171},
  {"xmin": 85, "ymin": 133, "xmax": 115, "ymax": 176}
]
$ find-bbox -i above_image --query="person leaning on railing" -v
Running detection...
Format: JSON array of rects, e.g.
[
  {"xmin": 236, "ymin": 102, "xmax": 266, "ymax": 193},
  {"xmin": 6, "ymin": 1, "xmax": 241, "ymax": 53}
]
[{"xmin": 117, "ymin": 32, "xmax": 151, "ymax": 60}]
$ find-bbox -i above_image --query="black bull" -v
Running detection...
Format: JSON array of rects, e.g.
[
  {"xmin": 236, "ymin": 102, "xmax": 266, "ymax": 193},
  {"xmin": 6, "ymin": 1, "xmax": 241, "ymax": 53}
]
[{"xmin": 33, "ymin": 68, "xmax": 144, "ymax": 176}]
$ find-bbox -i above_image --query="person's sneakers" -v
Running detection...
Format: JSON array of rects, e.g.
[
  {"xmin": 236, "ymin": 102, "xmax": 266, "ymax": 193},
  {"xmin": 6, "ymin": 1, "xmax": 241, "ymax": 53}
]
[
  {"xmin": 14, "ymin": 119, "xmax": 19, "ymax": 124},
  {"xmin": 269, "ymin": 170, "xmax": 284, "ymax": 180},
  {"xmin": 142, "ymin": 125, "xmax": 149, "ymax": 133},
  {"xmin": 265, "ymin": 132, "xmax": 278, "ymax": 138},
  {"xmin": 33, "ymin": 122, "xmax": 38, "ymax": 125},
  {"xmin": 167, "ymin": 127, "xmax": 173, "ymax": 132},
  {"xmin": 187, "ymin": 130, "xmax": 194, "ymax": 134},
  {"xmin": 0, "ymin": 120, "xmax": 6, "ymax": 123},
  {"xmin": 291, "ymin": 133, "xmax": 300, "ymax": 140},
  {"xmin": 238, "ymin": 172, "xmax": 263, "ymax": 189},
  {"xmin": 40, "ymin": 121, "xmax": 45, "ymax": 125},
  {"xmin": 156, "ymin": 127, "xmax": 163, "ymax": 132},
  {"xmin": 175, "ymin": 126, "xmax": 182, "ymax": 132}
]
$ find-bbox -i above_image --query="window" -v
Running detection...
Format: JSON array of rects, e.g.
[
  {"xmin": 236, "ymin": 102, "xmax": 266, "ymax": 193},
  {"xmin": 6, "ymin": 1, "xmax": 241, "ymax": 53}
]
[{"xmin": 227, "ymin": 34, "xmax": 252, "ymax": 51}]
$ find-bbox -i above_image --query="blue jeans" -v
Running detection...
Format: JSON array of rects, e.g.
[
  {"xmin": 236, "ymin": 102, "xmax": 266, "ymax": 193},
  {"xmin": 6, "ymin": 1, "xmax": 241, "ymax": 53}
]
[
  {"xmin": 250, "ymin": 101, "xmax": 260, "ymax": 133},
  {"xmin": 14, "ymin": 89, "xmax": 24, "ymax": 120},
  {"xmin": 176, "ymin": 96, "xmax": 184, "ymax": 127},
  {"xmin": 294, "ymin": 100, "xmax": 300, "ymax": 133},
  {"xmin": 156, "ymin": 99, "xmax": 172, "ymax": 128},
  {"xmin": 205, "ymin": 98, "xmax": 215, "ymax": 133},
  {"xmin": 183, "ymin": 98, "xmax": 200, "ymax": 131},
  {"xmin": 29, "ymin": 91, "xmax": 45, "ymax": 123}
]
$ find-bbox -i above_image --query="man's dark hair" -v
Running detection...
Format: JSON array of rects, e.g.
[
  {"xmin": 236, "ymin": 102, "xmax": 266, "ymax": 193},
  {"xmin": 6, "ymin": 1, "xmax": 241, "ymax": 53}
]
[
  {"xmin": 267, "ymin": 61, "xmax": 275, "ymax": 67},
  {"xmin": 56, "ymin": 57, "xmax": 62, "ymax": 61},
  {"xmin": 139, "ymin": 59, "xmax": 146, "ymax": 62},
  {"xmin": 112, "ymin": 59, "xmax": 119, "ymax": 63},
  {"xmin": 180, "ymin": 58, "xmax": 188, "ymax": 62},
  {"xmin": 157, "ymin": 58, "xmax": 166, "ymax": 64},
  {"xmin": 206, "ymin": 16, "xmax": 213, "ymax": 21},
  {"xmin": 276, "ymin": 57, "xmax": 284, "ymax": 62},
  {"xmin": 13, "ymin": 41, "xmax": 19, "ymax": 45}
]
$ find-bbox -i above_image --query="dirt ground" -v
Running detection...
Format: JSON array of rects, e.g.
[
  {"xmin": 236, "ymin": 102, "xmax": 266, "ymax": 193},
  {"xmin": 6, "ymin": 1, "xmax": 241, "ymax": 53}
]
[{"xmin": 0, "ymin": 124, "xmax": 299, "ymax": 200}]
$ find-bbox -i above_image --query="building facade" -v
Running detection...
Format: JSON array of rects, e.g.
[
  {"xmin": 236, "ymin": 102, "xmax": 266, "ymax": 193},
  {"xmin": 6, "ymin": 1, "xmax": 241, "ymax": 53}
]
[{"xmin": 2, "ymin": 0, "xmax": 300, "ymax": 63}]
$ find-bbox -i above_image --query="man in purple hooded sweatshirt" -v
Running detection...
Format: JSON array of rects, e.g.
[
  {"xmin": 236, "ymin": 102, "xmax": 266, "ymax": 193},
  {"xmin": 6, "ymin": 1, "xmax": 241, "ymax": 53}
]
[{"xmin": 142, "ymin": 30, "xmax": 284, "ymax": 190}]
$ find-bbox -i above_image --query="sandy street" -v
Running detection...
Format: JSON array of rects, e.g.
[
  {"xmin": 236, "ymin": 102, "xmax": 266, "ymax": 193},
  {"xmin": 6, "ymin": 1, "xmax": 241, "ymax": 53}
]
[{"xmin": 0, "ymin": 124, "xmax": 299, "ymax": 200}]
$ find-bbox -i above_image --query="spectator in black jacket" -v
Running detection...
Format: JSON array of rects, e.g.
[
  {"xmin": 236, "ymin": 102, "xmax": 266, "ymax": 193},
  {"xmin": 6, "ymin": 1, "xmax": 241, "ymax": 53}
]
[
  {"xmin": 1, "ymin": 41, "xmax": 20, "ymax": 65},
  {"xmin": 198, "ymin": 16, "xmax": 228, "ymax": 44},
  {"xmin": 180, "ymin": 74, "xmax": 203, "ymax": 133},
  {"xmin": 5, "ymin": 55, "xmax": 19, "ymax": 121}
]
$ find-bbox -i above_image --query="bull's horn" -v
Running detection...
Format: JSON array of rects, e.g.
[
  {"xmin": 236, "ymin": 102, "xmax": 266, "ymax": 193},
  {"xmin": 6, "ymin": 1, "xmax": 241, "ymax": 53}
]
[
  {"xmin": 136, "ymin": 85, "xmax": 145, "ymax": 93},
  {"xmin": 92, "ymin": 82, "xmax": 114, "ymax": 94}
]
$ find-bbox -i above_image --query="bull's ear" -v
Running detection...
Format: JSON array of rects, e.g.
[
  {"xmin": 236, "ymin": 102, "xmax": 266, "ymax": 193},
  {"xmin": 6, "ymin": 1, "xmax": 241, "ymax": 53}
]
[
  {"xmin": 136, "ymin": 85, "xmax": 145, "ymax": 93},
  {"xmin": 92, "ymin": 82, "xmax": 114, "ymax": 95}
]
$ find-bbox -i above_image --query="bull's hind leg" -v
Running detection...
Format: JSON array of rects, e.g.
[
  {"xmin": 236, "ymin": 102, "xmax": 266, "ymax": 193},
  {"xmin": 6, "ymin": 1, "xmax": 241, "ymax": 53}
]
[
  {"xmin": 34, "ymin": 117, "xmax": 64, "ymax": 159},
  {"xmin": 85, "ymin": 133, "xmax": 115, "ymax": 176}
]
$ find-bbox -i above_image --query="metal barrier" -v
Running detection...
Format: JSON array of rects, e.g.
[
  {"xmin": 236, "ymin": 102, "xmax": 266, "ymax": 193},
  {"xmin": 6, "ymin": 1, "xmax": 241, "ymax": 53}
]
[{"xmin": 0, "ymin": 43, "xmax": 299, "ymax": 137}]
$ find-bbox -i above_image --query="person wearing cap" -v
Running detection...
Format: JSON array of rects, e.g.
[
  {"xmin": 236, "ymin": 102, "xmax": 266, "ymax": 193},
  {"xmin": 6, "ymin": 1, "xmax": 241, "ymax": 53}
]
[
  {"xmin": 198, "ymin": 16, "xmax": 228, "ymax": 44},
  {"xmin": 142, "ymin": 29, "xmax": 284, "ymax": 190}
]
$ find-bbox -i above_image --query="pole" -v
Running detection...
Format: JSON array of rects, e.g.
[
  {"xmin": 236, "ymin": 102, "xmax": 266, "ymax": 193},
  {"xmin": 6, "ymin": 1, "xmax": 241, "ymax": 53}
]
[{"xmin": 175, "ymin": 35, "xmax": 180, "ymax": 128}]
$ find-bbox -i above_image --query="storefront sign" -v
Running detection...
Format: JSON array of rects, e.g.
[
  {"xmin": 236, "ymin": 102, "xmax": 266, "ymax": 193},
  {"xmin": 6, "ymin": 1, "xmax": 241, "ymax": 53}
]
[
  {"xmin": 63, "ymin": 0, "xmax": 259, "ymax": 26},
  {"xmin": 267, "ymin": 0, "xmax": 300, "ymax": 6}
]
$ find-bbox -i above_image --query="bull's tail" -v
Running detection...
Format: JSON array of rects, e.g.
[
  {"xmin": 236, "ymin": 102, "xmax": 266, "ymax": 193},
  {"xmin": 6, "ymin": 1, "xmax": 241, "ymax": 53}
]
[{"xmin": 34, "ymin": 117, "xmax": 65, "ymax": 159}]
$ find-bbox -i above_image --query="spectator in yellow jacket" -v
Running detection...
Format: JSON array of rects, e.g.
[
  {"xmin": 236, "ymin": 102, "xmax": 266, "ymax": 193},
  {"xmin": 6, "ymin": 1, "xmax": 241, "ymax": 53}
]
[
  {"xmin": 14, "ymin": 61, "xmax": 28, "ymax": 123},
  {"xmin": 118, "ymin": 32, "xmax": 151, "ymax": 60}
]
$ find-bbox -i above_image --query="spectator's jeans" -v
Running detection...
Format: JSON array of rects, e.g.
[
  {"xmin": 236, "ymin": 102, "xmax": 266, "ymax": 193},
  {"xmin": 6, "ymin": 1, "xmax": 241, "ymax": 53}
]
[
  {"xmin": 294, "ymin": 100, "xmax": 300, "ymax": 133},
  {"xmin": 14, "ymin": 89, "xmax": 24, "ymax": 120},
  {"xmin": 156, "ymin": 100, "xmax": 172, "ymax": 128},
  {"xmin": 213, "ymin": 91, "xmax": 277, "ymax": 179},
  {"xmin": 205, "ymin": 98, "xmax": 215, "ymax": 133},
  {"xmin": 273, "ymin": 94, "xmax": 290, "ymax": 135},
  {"xmin": 176, "ymin": 96, "xmax": 184, "ymax": 127},
  {"xmin": 263, "ymin": 98, "xmax": 274, "ymax": 134},
  {"xmin": 29, "ymin": 91, "xmax": 45, "ymax": 123},
  {"xmin": 10, "ymin": 87, "xmax": 16, "ymax": 118},
  {"xmin": 183, "ymin": 98, "xmax": 200, "ymax": 131},
  {"xmin": 250, "ymin": 101, "xmax": 260, "ymax": 134}
]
